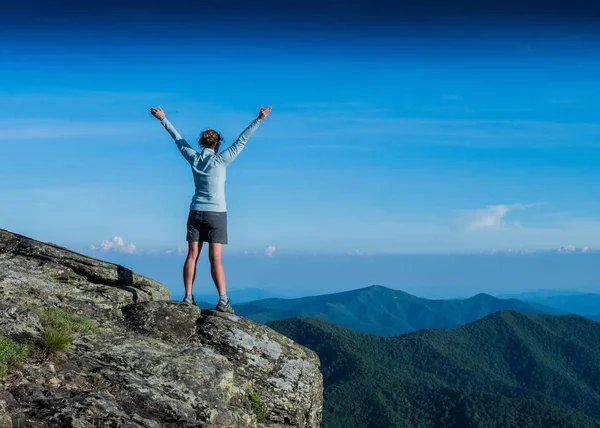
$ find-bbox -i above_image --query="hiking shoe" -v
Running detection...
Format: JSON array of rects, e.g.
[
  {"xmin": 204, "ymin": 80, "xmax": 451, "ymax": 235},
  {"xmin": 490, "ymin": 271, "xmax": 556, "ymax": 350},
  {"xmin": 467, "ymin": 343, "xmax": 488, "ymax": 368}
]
[
  {"xmin": 216, "ymin": 298, "xmax": 235, "ymax": 314},
  {"xmin": 182, "ymin": 295, "xmax": 196, "ymax": 306}
]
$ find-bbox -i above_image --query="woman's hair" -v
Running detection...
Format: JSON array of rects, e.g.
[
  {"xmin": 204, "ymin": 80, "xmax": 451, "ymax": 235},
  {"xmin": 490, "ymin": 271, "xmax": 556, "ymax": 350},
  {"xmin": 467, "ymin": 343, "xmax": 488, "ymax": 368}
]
[{"xmin": 199, "ymin": 129, "xmax": 223, "ymax": 152}]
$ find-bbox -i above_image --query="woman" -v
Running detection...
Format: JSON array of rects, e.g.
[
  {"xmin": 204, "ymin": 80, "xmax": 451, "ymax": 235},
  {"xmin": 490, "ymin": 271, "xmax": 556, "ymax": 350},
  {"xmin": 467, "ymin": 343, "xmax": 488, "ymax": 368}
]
[{"xmin": 150, "ymin": 105, "xmax": 272, "ymax": 313}]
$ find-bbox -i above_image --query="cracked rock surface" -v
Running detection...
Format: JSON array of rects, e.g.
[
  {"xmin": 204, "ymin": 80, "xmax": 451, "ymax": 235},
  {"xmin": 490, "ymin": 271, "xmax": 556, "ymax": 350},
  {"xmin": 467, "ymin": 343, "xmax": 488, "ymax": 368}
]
[{"xmin": 0, "ymin": 229, "xmax": 323, "ymax": 427}]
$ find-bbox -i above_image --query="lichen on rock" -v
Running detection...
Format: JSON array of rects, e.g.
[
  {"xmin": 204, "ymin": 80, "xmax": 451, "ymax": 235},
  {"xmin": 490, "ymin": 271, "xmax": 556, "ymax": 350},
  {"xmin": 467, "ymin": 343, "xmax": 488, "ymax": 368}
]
[{"xmin": 0, "ymin": 229, "xmax": 323, "ymax": 427}]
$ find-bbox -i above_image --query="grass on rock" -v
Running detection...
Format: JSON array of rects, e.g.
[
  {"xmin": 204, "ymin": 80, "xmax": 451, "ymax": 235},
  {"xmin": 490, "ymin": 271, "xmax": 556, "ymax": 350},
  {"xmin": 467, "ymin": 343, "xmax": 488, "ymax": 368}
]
[
  {"xmin": 33, "ymin": 307, "xmax": 97, "ymax": 357},
  {"xmin": 0, "ymin": 336, "xmax": 29, "ymax": 379},
  {"xmin": 246, "ymin": 390, "xmax": 267, "ymax": 423}
]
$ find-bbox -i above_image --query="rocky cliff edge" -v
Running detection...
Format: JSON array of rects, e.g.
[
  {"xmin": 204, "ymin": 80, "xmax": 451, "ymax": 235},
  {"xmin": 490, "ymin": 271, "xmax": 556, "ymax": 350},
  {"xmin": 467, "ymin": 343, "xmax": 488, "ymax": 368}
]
[{"xmin": 0, "ymin": 229, "xmax": 323, "ymax": 428}]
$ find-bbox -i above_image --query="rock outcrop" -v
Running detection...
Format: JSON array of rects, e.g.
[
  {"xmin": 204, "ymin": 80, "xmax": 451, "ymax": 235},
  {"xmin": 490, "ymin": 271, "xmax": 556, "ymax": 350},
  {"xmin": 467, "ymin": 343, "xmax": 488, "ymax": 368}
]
[{"xmin": 0, "ymin": 229, "xmax": 323, "ymax": 427}]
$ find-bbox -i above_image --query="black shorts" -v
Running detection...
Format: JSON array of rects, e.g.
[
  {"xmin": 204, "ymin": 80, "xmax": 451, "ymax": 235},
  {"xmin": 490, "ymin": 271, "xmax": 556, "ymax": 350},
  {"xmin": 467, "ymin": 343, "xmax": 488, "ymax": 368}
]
[{"xmin": 186, "ymin": 211, "xmax": 228, "ymax": 244}]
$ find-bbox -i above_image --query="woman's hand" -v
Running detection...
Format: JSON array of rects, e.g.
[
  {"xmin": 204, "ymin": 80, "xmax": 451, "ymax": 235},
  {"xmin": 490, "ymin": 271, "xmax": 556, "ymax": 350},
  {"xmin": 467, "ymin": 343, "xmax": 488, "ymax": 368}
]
[
  {"xmin": 150, "ymin": 106, "xmax": 166, "ymax": 121},
  {"xmin": 257, "ymin": 106, "xmax": 272, "ymax": 122}
]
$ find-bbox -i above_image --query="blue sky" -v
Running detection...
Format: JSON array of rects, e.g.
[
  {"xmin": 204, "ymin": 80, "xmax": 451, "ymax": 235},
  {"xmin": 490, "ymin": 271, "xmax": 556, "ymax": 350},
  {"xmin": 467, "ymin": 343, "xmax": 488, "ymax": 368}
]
[
  {"xmin": 2, "ymin": 8, "xmax": 600, "ymax": 296},
  {"xmin": 3, "ymin": 25, "xmax": 600, "ymax": 254}
]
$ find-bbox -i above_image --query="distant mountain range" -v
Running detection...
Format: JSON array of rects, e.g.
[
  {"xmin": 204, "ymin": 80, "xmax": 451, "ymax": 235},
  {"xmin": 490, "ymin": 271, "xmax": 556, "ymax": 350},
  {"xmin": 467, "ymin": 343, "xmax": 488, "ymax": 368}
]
[
  {"xmin": 499, "ymin": 289, "xmax": 600, "ymax": 316},
  {"xmin": 228, "ymin": 285, "xmax": 564, "ymax": 336},
  {"xmin": 269, "ymin": 311, "xmax": 600, "ymax": 427},
  {"xmin": 172, "ymin": 288, "xmax": 279, "ymax": 304}
]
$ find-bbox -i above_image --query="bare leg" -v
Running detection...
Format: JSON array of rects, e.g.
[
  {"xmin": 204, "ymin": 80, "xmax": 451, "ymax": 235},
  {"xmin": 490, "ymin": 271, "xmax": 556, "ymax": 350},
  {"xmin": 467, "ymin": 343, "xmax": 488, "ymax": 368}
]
[
  {"xmin": 183, "ymin": 241, "xmax": 202, "ymax": 296},
  {"xmin": 208, "ymin": 243, "xmax": 227, "ymax": 297}
]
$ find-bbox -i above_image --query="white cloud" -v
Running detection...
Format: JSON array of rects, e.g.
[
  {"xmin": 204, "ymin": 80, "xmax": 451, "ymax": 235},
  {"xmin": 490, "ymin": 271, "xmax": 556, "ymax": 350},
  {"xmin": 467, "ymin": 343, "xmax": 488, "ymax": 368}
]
[
  {"xmin": 265, "ymin": 245, "xmax": 277, "ymax": 257},
  {"xmin": 89, "ymin": 236, "xmax": 137, "ymax": 254},
  {"xmin": 461, "ymin": 202, "xmax": 546, "ymax": 231},
  {"xmin": 165, "ymin": 246, "xmax": 186, "ymax": 256},
  {"xmin": 556, "ymin": 245, "xmax": 596, "ymax": 254},
  {"xmin": 465, "ymin": 205, "xmax": 510, "ymax": 231}
]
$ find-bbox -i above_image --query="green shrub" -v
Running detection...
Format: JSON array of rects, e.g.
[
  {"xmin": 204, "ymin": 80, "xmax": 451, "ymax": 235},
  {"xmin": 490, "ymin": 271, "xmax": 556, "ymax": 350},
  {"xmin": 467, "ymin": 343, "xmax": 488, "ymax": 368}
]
[
  {"xmin": 0, "ymin": 337, "xmax": 29, "ymax": 379},
  {"xmin": 34, "ymin": 307, "xmax": 97, "ymax": 357},
  {"xmin": 246, "ymin": 390, "xmax": 267, "ymax": 423},
  {"xmin": 39, "ymin": 326, "xmax": 71, "ymax": 357}
]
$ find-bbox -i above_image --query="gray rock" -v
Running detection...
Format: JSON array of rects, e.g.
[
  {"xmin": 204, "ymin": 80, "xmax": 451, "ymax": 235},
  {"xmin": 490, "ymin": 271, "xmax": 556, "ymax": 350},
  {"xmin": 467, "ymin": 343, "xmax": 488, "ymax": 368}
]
[
  {"xmin": 0, "ymin": 229, "xmax": 170, "ymax": 325},
  {"xmin": 0, "ymin": 229, "xmax": 323, "ymax": 427},
  {"xmin": 197, "ymin": 311, "xmax": 323, "ymax": 427},
  {"xmin": 0, "ymin": 303, "xmax": 42, "ymax": 343},
  {"xmin": 0, "ymin": 416, "xmax": 11, "ymax": 428},
  {"xmin": 0, "ymin": 392, "xmax": 16, "ymax": 428},
  {"xmin": 122, "ymin": 300, "xmax": 201, "ymax": 343}
]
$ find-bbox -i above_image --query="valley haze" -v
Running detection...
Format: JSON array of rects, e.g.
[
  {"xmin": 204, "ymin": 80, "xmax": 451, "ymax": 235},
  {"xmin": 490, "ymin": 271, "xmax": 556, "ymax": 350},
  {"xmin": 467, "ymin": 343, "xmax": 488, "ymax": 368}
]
[{"xmin": 79, "ymin": 247, "xmax": 600, "ymax": 300}]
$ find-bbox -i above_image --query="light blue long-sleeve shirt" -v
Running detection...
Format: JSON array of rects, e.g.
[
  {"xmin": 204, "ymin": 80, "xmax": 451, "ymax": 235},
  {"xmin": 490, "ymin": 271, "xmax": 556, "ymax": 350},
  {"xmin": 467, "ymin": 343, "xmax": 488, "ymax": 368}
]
[{"xmin": 160, "ymin": 117, "xmax": 260, "ymax": 212}]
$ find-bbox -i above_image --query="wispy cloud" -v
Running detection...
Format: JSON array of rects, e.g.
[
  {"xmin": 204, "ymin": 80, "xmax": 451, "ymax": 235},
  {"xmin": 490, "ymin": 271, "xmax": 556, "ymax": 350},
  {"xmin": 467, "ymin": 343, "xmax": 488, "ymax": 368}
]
[
  {"xmin": 280, "ymin": 101, "xmax": 364, "ymax": 109},
  {"xmin": 345, "ymin": 117, "xmax": 600, "ymax": 143},
  {"xmin": 279, "ymin": 144, "xmax": 377, "ymax": 152},
  {"xmin": 0, "ymin": 118, "xmax": 151, "ymax": 140},
  {"xmin": 259, "ymin": 111, "xmax": 600, "ymax": 148},
  {"xmin": 0, "ymin": 90, "xmax": 174, "ymax": 104},
  {"xmin": 165, "ymin": 246, "xmax": 186, "ymax": 255},
  {"xmin": 0, "ymin": 89, "xmax": 173, "ymax": 141},
  {"xmin": 460, "ymin": 202, "xmax": 546, "ymax": 231},
  {"xmin": 90, "ymin": 236, "xmax": 137, "ymax": 254}
]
